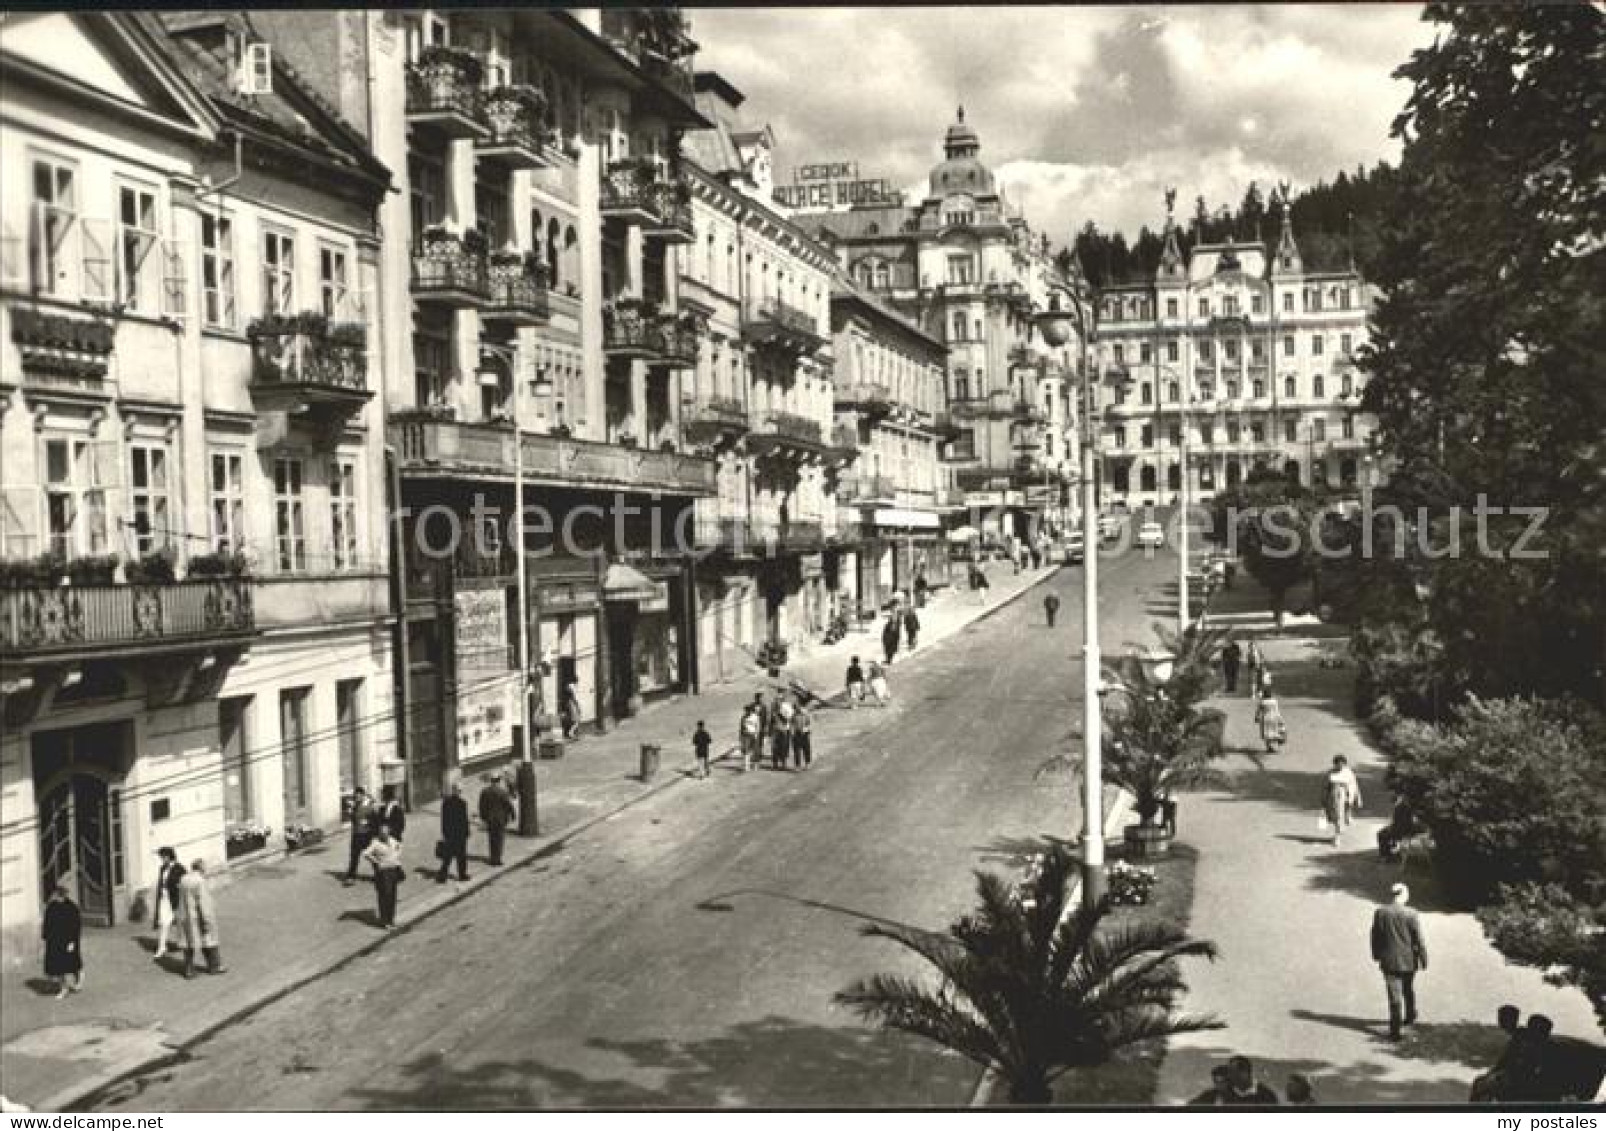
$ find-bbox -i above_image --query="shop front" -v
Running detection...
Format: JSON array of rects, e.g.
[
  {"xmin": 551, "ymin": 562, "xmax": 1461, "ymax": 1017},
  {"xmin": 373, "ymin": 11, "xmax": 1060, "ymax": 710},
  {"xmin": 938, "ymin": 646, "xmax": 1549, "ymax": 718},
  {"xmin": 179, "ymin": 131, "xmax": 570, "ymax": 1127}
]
[{"xmin": 602, "ymin": 561, "xmax": 690, "ymax": 718}]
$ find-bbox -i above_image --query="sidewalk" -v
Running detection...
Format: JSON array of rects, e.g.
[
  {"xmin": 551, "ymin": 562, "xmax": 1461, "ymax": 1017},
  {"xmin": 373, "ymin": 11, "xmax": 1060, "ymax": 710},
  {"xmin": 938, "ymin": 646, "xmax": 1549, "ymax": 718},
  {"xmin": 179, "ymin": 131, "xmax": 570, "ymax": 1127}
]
[
  {"xmin": 0, "ymin": 558, "xmax": 1057, "ymax": 1113},
  {"xmin": 1155, "ymin": 575, "xmax": 1598, "ymax": 1105}
]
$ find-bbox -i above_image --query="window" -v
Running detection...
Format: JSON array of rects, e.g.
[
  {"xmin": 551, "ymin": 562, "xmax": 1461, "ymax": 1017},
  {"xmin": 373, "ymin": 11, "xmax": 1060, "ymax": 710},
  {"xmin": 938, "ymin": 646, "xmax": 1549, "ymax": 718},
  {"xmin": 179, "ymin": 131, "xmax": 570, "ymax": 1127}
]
[
  {"xmin": 1225, "ymin": 339, "xmax": 1239, "ymax": 361},
  {"xmin": 1165, "ymin": 297, "xmax": 1178, "ymax": 318},
  {"xmin": 336, "ymin": 679, "xmax": 364, "ymax": 795},
  {"xmin": 128, "ymin": 444, "xmax": 170, "ymax": 556},
  {"xmin": 1282, "ymin": 292, "xmax": 1294, "ymax": 313},
  {"xmin": 319, "ymin": 245, "xmax": 349, "ymax": 320},
  {"xmin": 1284, "ymin": 419, "xmax": 1298, "ymax": 443},
  {"xmin": 1342, "ymin": 372, "xmax": 1354, "ymax": 396},
  {"xmin": 1113, "ymin": 425, "xmax": 1126, "ymax": 449},
  {"xmin": 1314, "ymin": 374, "xmax": 1326, "ymax": 398},
  {"xmin": 209, "ymin": 450, "xmax": 244, "ymax": 552},
  {"xmin": 1340, "ymin": 332, "xmax": 1353, "ymax": 357},
  {"xmin": 1112, "ymin": 343, "xmax": 1124, "ymax": 364},
  {"xmin": 1251, "ymin": 293, "xmax": 1264, "ymax": 314},
  {"xmin": 330, "ymin": 458, "xmax": 358, "ymax": 570},
  {"xmin": 1198, "ymin": 297, "xmax": 1209, "ymax": 317},
  {"xmin": 1342, "ymin": 415, "xmax": 1355, "ymax": 440},
  {"xmin": 946, "ymin": 255, "xmax": 974, "ymax": 285},
  {"xmin": 1224, "ymin": 295, "xmax": 1239, "ymax": 316},
  {"xmin": 1199, "ymin": 340, "xmax": 1213, "ymax": 361},
  {"xmin": 1199, "ymin": 423, "xmax": 1212, "ymax": 445},
  {"xmin": 1251, "ymin": 339, "xmax": 1265, "ymax": 361},
  {"xmin": 1199, "ymin": 381, "xmax": 1214, "ymax": 402},
  {"xmin": 117, "ymin": 183, "xmax": 159, "ymax": 309},
  {"xmin": 1166, "ymin": 340, "xmax": 1179, "ymax": 362},
  {"xmin": 476, "ymin": 180, "xmax": 510, "ymax": 248},
  {"xmin": 1251, "ymin": 422, "xmax": 1265, "ymax": 444},
  {"xmin": 1226, "ymin": 379, "xmax": 1240, "ymax": 399},
  {"xmin": 949, "ymin": 311, "xmax": 966, "ymax": 342},
  {"xmin": 274, "ymin": 457, "xmax": 306, "ymax": 572},
  {"xmin": 43, "ymin": 437, "xmax": 105, "ymax": 557},
  {"xmin": 263, "ymin": 229, "xmax": 295, "ymax": 315},
  {"xmin": 1139, "ymin": 342, "xmax": 1152, "ymax": 364},
  {"xmin": 409, "ymin": 155, "xmax": 445, "ymax": 242},
  {"xmin": 1252, "ymin": 379, "xmax": 1265, "ymax": 398},
  {"xmin": 1284, "ymin": 376, "xmax": 1297, "ymax": 398},
  {"xmin": 873, "ymin": 262, "xmax": 889, "ymax": 289},
  {"xmin": 280, "ymin": 687, "xmax": 311, "ymax": 820},
  {"xmin": 1141, "ymin": 424, "xmax": 1154, "ymax": 447},
  {"xmin": 1169, "ymin": 425, "xmax": 1181, "ymax": 447},
  {"xmin": 1141, "ymin": 383, "xmax": 1152, "ymax": 405},
  {"xmin": 220, "ymin": 697, "xmax": 253, "ymax": 825},
  {"xmin": 30, "ymin": 157, "xmax": 77, "ymax": 295},
  {"xmin": 1228, "ymin": 421, "xmax": 1241, "ymax": 443},
  {"xmin": 1313, "ymin": 419, "xmax": 1327, "ymax": 442},
  {"xmin": 415, "ymin": 333, "xmax": 450, "ymax": 406},
  {"xmin": 1312, "ymin": 335, "xmax": 1324, "ymax": 356},
  {"xmin": 1282, "ymin": 335, "xmax": 1295, "ymax": 357},
  {"xmin": 200, "ymin": 214, "xmax": 236, "ymax": 329}
]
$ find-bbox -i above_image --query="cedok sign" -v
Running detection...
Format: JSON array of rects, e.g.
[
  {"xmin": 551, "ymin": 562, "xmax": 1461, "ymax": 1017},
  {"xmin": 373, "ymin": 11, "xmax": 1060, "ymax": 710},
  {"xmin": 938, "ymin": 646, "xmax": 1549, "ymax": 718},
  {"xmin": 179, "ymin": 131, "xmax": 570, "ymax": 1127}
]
[{"xmin": 774, "ymin": 160, "xmax": 903, "ymax": 212}]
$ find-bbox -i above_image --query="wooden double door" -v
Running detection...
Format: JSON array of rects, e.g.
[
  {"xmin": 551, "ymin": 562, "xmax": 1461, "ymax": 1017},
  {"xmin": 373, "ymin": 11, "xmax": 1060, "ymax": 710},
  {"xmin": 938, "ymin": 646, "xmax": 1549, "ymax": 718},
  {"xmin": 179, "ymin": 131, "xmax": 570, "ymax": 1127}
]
[{"xmin": 34, "ymin": 722, "xmax": 129, "ymax": 926}]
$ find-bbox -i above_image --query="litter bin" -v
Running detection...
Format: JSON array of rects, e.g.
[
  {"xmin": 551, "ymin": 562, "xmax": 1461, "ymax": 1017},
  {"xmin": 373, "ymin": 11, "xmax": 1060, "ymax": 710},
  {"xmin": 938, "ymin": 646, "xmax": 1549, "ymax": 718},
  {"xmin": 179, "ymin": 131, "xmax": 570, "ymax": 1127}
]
[
  {"xmin": 639, "ymin": 743, "xmax": 661, "ymax": 782},
  {"xmin": 538, "ymin": 737, "xmax": 565, "ymax": 760}
]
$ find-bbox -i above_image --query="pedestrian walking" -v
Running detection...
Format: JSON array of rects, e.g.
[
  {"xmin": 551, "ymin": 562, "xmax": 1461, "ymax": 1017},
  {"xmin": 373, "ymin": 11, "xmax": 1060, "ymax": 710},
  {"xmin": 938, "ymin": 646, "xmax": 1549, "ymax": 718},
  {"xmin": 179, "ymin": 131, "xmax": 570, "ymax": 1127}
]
[
  {"xmin": 1254, "ymin": 665, "xmax": 1273, "ymax": 702},
  {"xmin": 150, "ymin": 847, "xmax": 185, "ymax": 960},
  {"xmin": 1255, "ymin": 693, "xmax": 1286, "ymax": 752},
  {"xmin": 436, "ymin": 780, "xmax": 470, "ymax": 883},
  {"xmin": 684, "ymin": 720, "xmax": 710, "ymax": 780},
  {"xmin": 771, "ymin": 693, "xmax": 795, "ymax": 770},
  {"xmin": 344, "ymin": 785, "xmax": 374, "ymax": 884},
  {"xmin": 560, "ymin": 673, "xmax": 583, "ymax": 740},
  {"xmin": 1320, "ymin": 755, "xmax": 1363, "ymax": 845},
  {"xmin": 41, "ymin": 885, "xmax": 82, "ymax": 999},
  {"xmin": 375, "ymin": 785, "xmax": 407, "ymax": 844},
  {"xmin": 881, "ymin": 614, "xmax": 901, "ymax": 665},
  {"xmin": 1220, "ymin": 1056, "xmax": 1280, "ymax": 1104},
  {"xmin": 477, "ymin": 773, "xmax": 516, "ymax": 865},
  {"xmin": 361, "ymin": 825, "xmax": 405, "ymax": 930},
  {"xmin": 177, "ymin": 860, "xmax": 225, "ymax": 978},
  {"xmin": 1220, "ymin": 640, "xmax": 1242, "ymax": 693},
  {"xmin": 970, "ymin": 563, "xmax": 990, "ymax": 602},
  {"xmin": 845, "ymin": 655, "xmax": 866, "ymax": 708},
  {"xmin": 740, "ymin": 704, "xmax": 761, "ymax": 771},
  {"xmin": 867, "ymin": 661, "xmax": 891, "ymax": 706},
  {"xmin": 792, "ymin": 706, "xmax": 813, "ymax": 769},
  {"xmin": 1370, "ymin": 882, "xmax": 1427, "ymax": 1041},
  {"xmin": 903, "ymin": 607, "xmax": 920, "ymax": 651},
  {"xmin": 1246, "ymin": 641, "xmax": 1264, "ymax": 694},
  {"xmin": 1043, "ymin": 591, "xmax": 1061, "ymax": 627},
  {"xmin": 914, "ymin": 570, "xmax": 929, "ymax": 609}
]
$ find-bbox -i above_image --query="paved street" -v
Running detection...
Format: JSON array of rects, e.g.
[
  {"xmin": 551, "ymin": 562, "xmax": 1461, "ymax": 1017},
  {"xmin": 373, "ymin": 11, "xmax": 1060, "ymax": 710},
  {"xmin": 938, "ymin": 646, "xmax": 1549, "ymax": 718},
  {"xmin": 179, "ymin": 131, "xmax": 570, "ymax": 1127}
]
[{"xmin": 94, "ymin": 551, "xmax": 1177, "ymax": 1110}]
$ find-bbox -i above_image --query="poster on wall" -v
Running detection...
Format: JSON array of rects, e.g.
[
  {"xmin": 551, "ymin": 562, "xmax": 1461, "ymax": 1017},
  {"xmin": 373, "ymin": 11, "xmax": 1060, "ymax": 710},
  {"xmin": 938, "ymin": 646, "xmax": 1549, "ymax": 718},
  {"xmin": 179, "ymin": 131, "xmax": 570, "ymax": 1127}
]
[
  {"xmin": 457, "ymin": 672, "xmax": 519, "ymax": 765},
  {"xmin": 455, "ymin": 588, "xmax": 509, "ymax": 676}
]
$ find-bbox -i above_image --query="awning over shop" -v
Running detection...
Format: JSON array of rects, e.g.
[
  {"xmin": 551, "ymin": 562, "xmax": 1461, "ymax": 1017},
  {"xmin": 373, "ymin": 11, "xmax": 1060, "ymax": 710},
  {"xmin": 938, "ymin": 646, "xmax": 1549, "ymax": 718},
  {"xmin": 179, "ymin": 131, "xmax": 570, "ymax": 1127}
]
[
  {"xmin": 602, "ymin": 562, "xmax": 660, "ymax": 603},
  {"xmin": 872, "ymin": 508, "xmax": 941, "ymax": 530}
]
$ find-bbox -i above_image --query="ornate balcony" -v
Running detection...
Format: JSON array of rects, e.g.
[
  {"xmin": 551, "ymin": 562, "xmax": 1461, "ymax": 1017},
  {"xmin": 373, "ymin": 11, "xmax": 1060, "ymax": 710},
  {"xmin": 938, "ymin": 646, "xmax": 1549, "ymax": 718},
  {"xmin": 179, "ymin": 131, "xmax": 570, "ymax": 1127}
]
[
  {"xmin": 477, "ymin": 85, "xmax": 557, "ymax": 169},
  {"xmin": 693, "ymin": 513, "xmax": 758, "ymax": 558},
  {"xmin": 682, "ymin": 395, "xmax": 749, "ymax": 447},
  {"xmin": 412, "ymin": 230, "xmax": 489, "ymax": 308},
  {"xmin": 247, "ymin": 312, "xmax": 372, "ymax": 415},
  {"xmin": 654, "ymin": 310, "xmax": 703, "ymax": 367},
  {"xmin": 840, "ymin": 474, "xmax": 897, "ymax": 503},
  {"xmin": 642, "ymin": 176, "xmax": 695, "ymax": 244},
  {"xmin": 482, "ymin": 255, "xmax": 552, "ymax": 327},
  {"xmin": 1, "ymin": 577, "xmax": 256, "ymax": 664},
  {"xmin": 602, "ymin": 298, "xmax": 668, "ymax": 358},
  {"xmin": 742, "ymin": 297, "xmax": 826, "ymax": 357},
  {"xmin": 748, "ymin": 411, "xmax": 830, "ymax": 460},
  {"xmin": 600, "ymin": 158, "xmax": 684, "ymax": 229},
  {"xmin": 834, "ymin": 382, "xmax": 893, "ymax": 417},
  {"xmin": 405, "ymin": 47, "xmax": 488, "ymax": 141},
  {"xmin": 392, "ymin": 415, "xmax": 716, "ymax": 496}
]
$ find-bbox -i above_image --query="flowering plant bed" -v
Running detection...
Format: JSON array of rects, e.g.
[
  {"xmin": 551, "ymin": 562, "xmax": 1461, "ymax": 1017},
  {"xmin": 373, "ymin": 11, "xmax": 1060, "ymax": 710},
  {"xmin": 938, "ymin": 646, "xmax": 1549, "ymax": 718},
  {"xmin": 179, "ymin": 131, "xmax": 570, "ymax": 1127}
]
[
  {"xmin": 284, "ymin": 823, "xmax": 326, "ymax": 852},
  {"xmin": 1107, "ymin": 860, "xmax": 1158, "ymax": 907},
  {"xmin": 226, "ymin": 821, "xmax": 272, "ymax": 860}
]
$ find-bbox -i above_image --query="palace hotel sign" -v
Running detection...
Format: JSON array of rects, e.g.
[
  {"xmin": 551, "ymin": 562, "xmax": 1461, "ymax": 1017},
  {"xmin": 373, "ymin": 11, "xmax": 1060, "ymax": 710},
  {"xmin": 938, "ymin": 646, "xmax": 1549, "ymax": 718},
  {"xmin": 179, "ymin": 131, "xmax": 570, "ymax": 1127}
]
[{"xmin": 773, "ymin": 161, "xmax": 903, "ymax": 212}]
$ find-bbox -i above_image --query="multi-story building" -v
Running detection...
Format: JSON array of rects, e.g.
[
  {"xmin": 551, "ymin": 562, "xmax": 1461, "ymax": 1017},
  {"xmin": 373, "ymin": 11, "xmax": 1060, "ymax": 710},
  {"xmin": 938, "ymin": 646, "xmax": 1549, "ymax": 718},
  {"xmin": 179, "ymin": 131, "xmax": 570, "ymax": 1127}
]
[
  {"xmin": 801, "ymin": 109, "xmax": 1080, "ymax": 541},
  {"xmin": 828, "ymin": 277, "xmax": 954, "ymax": 609},
  {"xmin": 1094, "ymin": 197, "xmax": 1377, "ymax": 509},
  {"xmin": 0, "ymin": 11, "xmax": 394, "ymax": 943},
  {"xmin": 678, "ymin": 73, "xmax": 848, "ymax": 682},
  {"xmin": 267, "ymin": 9, "xmax": 715, "ymax": 797}
]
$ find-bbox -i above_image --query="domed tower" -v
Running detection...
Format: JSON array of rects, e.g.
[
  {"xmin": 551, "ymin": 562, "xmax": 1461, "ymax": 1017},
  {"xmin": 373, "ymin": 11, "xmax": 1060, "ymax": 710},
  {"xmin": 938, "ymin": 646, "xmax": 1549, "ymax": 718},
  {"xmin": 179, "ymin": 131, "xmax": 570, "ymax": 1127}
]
[{"xmin": 927, "ymin": 105, "xmax": 997, "ymax": 200}]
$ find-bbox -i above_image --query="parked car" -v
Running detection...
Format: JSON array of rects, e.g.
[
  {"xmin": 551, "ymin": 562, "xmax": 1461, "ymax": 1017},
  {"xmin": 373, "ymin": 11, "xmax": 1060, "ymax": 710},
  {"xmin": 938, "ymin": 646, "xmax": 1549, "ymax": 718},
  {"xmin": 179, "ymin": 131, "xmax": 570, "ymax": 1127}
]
[
  {"xmin": 1063, "ymin": 531, "xmax": 1085, "ymax": 563},
  {"xmin": 1098, "ymin": 514, "xmax": 1122, "ymax": 542},
  {"xmin": 1136, "ymin": 521, "xmax": 1165, "ymax": 549}
]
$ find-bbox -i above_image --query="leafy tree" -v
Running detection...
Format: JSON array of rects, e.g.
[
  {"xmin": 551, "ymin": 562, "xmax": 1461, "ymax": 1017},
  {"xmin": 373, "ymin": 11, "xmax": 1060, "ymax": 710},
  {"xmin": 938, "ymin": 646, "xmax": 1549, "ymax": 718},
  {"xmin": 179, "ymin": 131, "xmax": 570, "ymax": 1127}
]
[
  {"xmin": 837, "ymin": 846, "xmax": 1222, "ymax": 1104},
  {"xmin": 1211, "ymin": 468, "xmax": 1331, "ymax": 624},
  {"xmin": 1479, "ymin": 883, "xmax": 1606, "ymax": 1033}
]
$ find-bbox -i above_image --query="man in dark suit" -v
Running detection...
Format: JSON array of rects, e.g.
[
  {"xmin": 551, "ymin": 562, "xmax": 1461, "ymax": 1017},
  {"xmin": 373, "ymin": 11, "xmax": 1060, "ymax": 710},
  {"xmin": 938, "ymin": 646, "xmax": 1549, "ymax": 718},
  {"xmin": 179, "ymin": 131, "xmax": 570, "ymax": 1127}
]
[
  {"xmin": 1371, "ymin": 882, "xmax": 1428, "ymax": 1040},
  {"xmin": 436, "ymin": 780, "xmax": 470, "ymax": 883},
  {"xmin": 477, "ymin": 773, "xmax": 516, "ymax": 866},
  {"xmin": 375, "ymin": 785, "xmax": 407, "ymax": 844}
]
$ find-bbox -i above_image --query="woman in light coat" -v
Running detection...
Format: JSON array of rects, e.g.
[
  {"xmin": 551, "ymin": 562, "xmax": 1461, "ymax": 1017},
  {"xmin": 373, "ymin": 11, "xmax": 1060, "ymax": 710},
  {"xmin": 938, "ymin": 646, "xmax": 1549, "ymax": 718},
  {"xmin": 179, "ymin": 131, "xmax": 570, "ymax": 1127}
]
[
  {"xmin": 177, "ymin": 859, "xmax": 226, "ymax": 978},
  {"xmin": 1321, "ymin": 756, "xmax": 1363, "ymax": 846}
]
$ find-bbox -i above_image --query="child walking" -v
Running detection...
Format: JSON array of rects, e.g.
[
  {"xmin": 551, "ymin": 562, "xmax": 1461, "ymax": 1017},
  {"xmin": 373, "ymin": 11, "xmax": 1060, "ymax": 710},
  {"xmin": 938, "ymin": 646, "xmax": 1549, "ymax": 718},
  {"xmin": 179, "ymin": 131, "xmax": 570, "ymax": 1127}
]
[{"xmin": 693, "ymin": 720, "xmax": 713, "ymax": 780}]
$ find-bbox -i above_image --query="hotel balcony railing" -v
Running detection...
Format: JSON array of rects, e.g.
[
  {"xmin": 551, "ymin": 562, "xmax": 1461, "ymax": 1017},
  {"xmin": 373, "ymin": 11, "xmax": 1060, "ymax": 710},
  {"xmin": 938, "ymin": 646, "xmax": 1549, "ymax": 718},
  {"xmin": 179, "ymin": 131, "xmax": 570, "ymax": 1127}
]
[
  {"xmin": 834, "ymin": 382, "xmax": 892, "ymax": 416},
  {"xmin": 642, "ymin": 177, "xmax": 695, "ymax": 244},
  {"xmin": 639, "ymin": 50, "xmax": 697, "ymax": 105},
  {"xmin": 602, "ymin": 298, "xmax": 669, "ymax": 358},
  {"xmin": 405, "ymin": 48, "xmax": 488, "ymax": 141},
  {"xmin": 392, "ymin": 414, "xmax": 716, "ymax": 496},
  {"xmin": 478, "ymin": 85, "xmax": 557, "ymax": 169},
  {"xmin": 742, "ymin": 296, "xmax": 826, "ymax": 355},
  {"xmin": 601, "ymin": 159, "xmax": 690, "ymax": 235},
  {"xmin": 682, "ymin": 395, "xmax": 749, "ymax": 446},
  {"xmin": 748, "ymin": 411, "xmax": 828, "ymax": 460},
  {"xmin": 761, "ymin": 412, "xmax": 823, "ymax": 444},
  {"xmin": 656, "ymin": 310, "xmax": 702, "ymax": 366},
  {"xmin": 483, "ymin": 258, "xmax": 552, "ymax": 327},
  {"xmin": 412, "ymin": 232, "xmax": 490, "ymax": 307},
  {"xmin": 247, "ymin": 312, "xmax": 371, "ymax": 410},
  {"xmin": 1, "ymin": 577, "xmax": 256, "ymax": 661}
]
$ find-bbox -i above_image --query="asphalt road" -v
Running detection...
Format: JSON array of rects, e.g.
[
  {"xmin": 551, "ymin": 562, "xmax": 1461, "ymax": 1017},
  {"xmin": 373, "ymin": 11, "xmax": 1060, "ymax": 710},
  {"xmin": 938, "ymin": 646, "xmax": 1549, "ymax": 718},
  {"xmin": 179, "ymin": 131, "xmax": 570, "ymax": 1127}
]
[{"xmin": 100, "ymin": 548, "xmax": 1180, "ymax": 1110}]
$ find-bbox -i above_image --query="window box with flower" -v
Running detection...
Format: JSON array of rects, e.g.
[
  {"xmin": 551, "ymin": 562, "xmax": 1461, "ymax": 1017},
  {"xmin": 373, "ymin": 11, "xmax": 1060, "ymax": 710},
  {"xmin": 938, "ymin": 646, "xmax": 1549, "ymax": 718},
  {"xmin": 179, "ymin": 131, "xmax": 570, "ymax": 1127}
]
[{"xmin": 225, "ymin": 821, "xmax": 273, "ymax": 860}]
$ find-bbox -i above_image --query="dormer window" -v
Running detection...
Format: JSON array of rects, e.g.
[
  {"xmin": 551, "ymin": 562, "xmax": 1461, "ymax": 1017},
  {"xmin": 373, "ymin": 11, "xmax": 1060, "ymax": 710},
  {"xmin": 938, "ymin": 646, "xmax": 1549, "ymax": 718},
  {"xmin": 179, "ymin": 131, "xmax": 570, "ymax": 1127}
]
[{"xmin": 238, "ymin": 40, "xmax": 272, "ymax": 95}]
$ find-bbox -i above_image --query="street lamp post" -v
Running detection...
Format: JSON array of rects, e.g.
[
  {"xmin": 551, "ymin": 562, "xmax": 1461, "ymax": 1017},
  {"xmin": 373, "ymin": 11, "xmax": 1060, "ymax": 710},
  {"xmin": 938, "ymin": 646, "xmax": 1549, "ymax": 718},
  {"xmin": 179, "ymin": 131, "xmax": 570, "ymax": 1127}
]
[{"xmin": 1037, "ymin": 294, "xmax": 1105, "ymax": 911}]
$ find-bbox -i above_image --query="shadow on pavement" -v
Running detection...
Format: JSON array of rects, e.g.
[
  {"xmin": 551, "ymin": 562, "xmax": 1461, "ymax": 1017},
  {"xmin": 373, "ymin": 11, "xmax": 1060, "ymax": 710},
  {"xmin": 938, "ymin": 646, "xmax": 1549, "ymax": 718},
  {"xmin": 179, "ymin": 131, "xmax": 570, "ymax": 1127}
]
[
  {"xmin": 346, "ymin": 1015, "xmax": 976, "ymax": 1109},
  {"xmin": 1159, "ymin": 1040, "xmax": 1481, "ymax": 1106},
  {"xmin": 1290, "ymin": 1011, "xmax": 1508, "ymax": 1072}
]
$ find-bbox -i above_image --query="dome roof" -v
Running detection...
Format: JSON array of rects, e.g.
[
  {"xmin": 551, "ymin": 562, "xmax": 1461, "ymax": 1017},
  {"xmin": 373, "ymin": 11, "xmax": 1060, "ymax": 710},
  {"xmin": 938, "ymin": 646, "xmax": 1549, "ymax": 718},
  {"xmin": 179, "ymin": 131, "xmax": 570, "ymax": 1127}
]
[{"xmin": 929, "ymin": 105, "xmax": 995, "ymax": 198}]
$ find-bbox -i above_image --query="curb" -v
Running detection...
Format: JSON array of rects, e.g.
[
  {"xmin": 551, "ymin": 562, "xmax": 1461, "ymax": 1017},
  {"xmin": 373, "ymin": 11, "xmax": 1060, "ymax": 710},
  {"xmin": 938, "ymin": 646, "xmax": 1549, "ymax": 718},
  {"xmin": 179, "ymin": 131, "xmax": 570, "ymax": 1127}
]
[
  {"xmin": 968, "ymin": 786, "xmax": 1136, "ymax": 1108},
  {"xmin": 45, "ymin": 568, "xmax": 1062, "ymax": 1112}
]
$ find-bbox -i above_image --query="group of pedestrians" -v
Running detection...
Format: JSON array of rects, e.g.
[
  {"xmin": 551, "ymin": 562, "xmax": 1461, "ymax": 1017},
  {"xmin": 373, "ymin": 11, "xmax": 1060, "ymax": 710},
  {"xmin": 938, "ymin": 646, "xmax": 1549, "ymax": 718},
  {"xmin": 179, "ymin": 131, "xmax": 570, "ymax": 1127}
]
[
  {"xmin": 1188, "ymin": 1056, "xmax": 1314, "ymax": 1105},
  {"xmin": 844, "ymin": 655, "xmax": 891, "ymax": 708},
  {"xmin": 880, "ymin": 606, "xmax": 920, "ymax": 665},
  {"xmin": 737, "ymin": 689, "xmax": 816, "ymax": 772}
]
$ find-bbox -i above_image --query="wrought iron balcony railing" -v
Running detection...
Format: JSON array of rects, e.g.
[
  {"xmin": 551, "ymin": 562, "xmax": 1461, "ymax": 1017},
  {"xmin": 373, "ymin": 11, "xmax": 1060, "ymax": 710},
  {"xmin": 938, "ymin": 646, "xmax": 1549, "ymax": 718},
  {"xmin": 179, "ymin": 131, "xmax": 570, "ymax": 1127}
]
[
  {"xmin": 1, "ymin": 577, "xmax": 256, "ymax": 660},
  {"xmin": 412, "ymin": 231, "xmax": 490, "ymax": 307},
  {"xmin": 405, "ymin": 48, "xmax": 487, "ymax": 140}
]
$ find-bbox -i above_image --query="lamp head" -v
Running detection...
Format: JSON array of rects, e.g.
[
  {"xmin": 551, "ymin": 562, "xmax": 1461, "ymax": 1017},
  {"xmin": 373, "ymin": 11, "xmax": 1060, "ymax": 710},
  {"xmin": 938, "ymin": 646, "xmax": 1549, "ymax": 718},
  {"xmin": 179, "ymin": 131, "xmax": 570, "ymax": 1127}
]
[{"xmin": 1035, "ymin": 309, "xmax": 1075, "ymax": 348}]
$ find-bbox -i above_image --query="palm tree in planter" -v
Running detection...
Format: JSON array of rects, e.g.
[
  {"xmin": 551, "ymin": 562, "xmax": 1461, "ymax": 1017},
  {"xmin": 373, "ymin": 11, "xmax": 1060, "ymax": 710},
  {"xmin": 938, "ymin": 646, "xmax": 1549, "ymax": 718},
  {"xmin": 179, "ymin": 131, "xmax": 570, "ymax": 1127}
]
[
  {"xmin": 837, "ymin": 846, "xmax": 1222, "ymax": 1104},
  {"xmin": 1100, "ymin": 624, "xmax": 1238, "ymax": 859}
]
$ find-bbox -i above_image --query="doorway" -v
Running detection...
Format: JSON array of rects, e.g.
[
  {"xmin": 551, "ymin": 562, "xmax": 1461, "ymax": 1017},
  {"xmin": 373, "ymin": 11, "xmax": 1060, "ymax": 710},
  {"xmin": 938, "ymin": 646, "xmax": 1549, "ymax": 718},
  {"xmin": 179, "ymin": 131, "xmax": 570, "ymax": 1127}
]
[{"xmin": 33, "ymin": 722, "xmax": 130, "ymax": 926}]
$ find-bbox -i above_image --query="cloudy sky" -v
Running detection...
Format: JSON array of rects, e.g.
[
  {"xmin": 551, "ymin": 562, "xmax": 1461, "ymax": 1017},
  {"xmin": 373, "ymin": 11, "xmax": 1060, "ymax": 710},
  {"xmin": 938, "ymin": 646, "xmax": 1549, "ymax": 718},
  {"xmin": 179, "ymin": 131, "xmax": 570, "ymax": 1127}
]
[{"xmin": 692, "ymin": 5, "xmax": 1436, "ymax": 239}]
